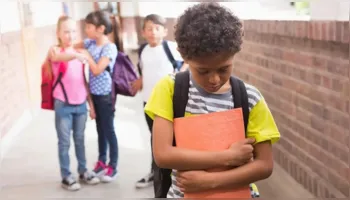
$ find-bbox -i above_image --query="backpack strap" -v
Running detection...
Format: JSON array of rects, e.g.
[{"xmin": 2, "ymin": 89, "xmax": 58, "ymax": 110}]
[
  {"xmin": 162, "ymin": 40, "xmax": 178, "ymax": 72},
  {"xmin": 52, "ymin": 48, "xmax": 69, "ymax": 104},
  {"xmin": 52, "ymin": 72, "xmax": 69, "ymax": 104},
  {"xmin": 99, "ymin": 45, "xmax": 113, "ymax": 75},
  {"xmin": 173, "ymin": 70, "xmax": 190, "ymax": 118},
  {"xmin": 137, "ymin": 43, "xmax": 147, "ymax": 76},
  {"xmin": 230, "ymin": 76, "xmax": 249, "ymax": 135},
  {"xmin": 173, "ymin": 70, "xmax": 190, "ymax": 146},
  {"xmin": 153, "ymin": 70, "xmax": 190, "ymax": 199}
]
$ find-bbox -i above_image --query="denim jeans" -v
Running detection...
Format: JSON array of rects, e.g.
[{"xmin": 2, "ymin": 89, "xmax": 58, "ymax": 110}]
[
  {"xmin": 92, "ymin": 93, "xmax": 118, "ymax": 170},
  {"xmin": 54, "ymin": 99, "xmax": 88, "ymax": 179}
]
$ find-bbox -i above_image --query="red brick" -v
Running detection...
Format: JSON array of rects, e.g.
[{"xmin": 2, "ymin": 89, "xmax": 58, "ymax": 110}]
[
  {"xmin": 335, "ymin": 21, "xmax": 343, "ymax": 42},
  {"xmin": 321, "ymin": 22, "xmax": 328, "ymax": 41},
  {"xmin": 342, "ymin": 21, "xmax": 349, "ymax": 43}
]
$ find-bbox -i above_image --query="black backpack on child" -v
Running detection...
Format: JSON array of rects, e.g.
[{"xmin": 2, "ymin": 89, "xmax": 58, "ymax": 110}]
[{"xmin": 153, "ymin": 70, "xmax": 250, "ymax": 198}]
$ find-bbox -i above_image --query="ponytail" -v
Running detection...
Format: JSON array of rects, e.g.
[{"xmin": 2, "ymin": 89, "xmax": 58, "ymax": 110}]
[{"xmin": 112, "ymin": 15, "xmax": 124, "ymax": 52}]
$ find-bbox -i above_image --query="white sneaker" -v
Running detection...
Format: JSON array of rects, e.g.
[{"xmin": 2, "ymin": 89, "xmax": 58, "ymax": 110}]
[
  {"xmin": 135, "ymin": 172, "xmax": 154, "ymax": 188},
  {"xmin": 62, "ymin": 175, "xmax": 81, "ymax": 191},
  {"xmin": 79, "ymin": 170, "xmax": 100, "ymax": 185},
  {"xmin": 100, "ymin": 166, "xmax": 118, "ymax": 183}
]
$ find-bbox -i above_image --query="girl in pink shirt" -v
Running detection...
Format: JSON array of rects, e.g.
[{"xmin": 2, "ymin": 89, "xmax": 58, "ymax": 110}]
[{"xmin": 46, "ymin": 16, "xmax": 100, "ymax": 191}]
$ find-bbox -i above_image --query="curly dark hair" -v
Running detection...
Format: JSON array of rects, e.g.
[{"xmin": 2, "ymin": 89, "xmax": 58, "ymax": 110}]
[{"xmin": 175, "ymin": 2, "xmax": 243, "ymax": 60}]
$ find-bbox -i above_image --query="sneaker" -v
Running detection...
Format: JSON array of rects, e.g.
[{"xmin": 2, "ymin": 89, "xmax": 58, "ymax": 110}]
[
  {"xmin": 93, "ymin": 161, "xmax": 107, "ymax": 177},
  {"xmin": 135, "ymin": 172, "xmax": 154, "ymax": 188},
  {"xmin": 79, "ymin": 170, "xmax": 100, "ymax": 185},
  {"xmin": 100, "ymin": 166, "xmax": 118, "ymax": 183},
  {"xmin": 62, "ymin": 175, "xmax": 81, "ymax": 191}
]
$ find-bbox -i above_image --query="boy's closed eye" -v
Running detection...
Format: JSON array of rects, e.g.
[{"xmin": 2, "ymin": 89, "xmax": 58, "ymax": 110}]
[
  {"xmin": 197, "ymin": 69, "xmax": 209, "ymax": 75},
  {"xmin": 196, "ymin": 65, "xmax": 230, "ymax": 75},
  {"xmin": 218, "ymin": 66, "xmax": 230, "ymax": 73}
]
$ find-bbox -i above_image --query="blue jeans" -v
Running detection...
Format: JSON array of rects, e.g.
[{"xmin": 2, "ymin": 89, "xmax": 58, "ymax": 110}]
[
  {"xmin": 92, "ymin": 93, "xmax": 118, "ymax": 170},
  {"xmin": 54, "ymin": 99, "xmax": 88, "ymax": 179}
]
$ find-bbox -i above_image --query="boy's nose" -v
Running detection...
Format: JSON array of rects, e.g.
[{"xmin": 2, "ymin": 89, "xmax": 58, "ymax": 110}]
[{"xmin": 208, "ymin": 73, "xmax": 220, "ymax": 85}]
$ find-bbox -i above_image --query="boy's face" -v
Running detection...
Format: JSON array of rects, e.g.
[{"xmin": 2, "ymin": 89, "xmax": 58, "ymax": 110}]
[
  {"xmin": 186, "ymin": 53, "xmax": 235, "ymax": 93},
  {"xmin": 142, "ymin": 20, "xmax": 167, "ymax": 46}
]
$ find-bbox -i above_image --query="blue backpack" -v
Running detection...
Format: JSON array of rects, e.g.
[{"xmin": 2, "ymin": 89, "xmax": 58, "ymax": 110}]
[{"xmin": 137, "ymin": 40, "xmax": 184, "ymax": 76}]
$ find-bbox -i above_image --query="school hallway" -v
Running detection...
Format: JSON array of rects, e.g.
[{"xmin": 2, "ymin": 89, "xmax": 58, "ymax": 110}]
[{"xmin": 0, "ymin": 92, "xmax": 314, "ymax": 199}]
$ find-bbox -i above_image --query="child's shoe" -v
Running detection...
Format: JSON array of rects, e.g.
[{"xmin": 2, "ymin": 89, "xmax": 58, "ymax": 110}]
[{"xmin": 101, "ymin": 166, "xmax": 118, "ymax": 183}]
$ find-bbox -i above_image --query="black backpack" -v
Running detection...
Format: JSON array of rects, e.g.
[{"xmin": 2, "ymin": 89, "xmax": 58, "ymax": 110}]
[
  {"xmin": 154, "ymin": 70, "xmax": 250, "ymax": 198},
  {"xmin": 137, "ymin": 40, "xmax": 184, "ymax": 76}
]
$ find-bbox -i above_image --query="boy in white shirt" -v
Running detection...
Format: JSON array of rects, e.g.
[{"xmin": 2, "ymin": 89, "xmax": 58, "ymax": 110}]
[{"xmin": 131, "ymin": 14, "xmax": 187, "ymax": 194}]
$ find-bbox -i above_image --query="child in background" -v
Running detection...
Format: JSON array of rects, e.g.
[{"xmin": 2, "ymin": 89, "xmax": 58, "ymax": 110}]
[
  {"xmin": 131, "ymin": 14, "xmax": 186, "ymax": 192},
  {"xmin": 145, "ymin": 3, "xmax": 280, "ymax": 198},
  {"xmin": 75, "ymin": 10, "xmax": 119, "ymax": 183},
  {"xmin": 47, "ymin": 15, "xmax": 100, "ymax": 191}
]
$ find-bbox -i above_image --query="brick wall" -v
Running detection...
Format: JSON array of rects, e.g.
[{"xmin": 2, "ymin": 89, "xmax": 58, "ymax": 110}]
[
  {"xmin": 233, "ymin": 20, "xmax": 349, "ymax": 198},
  {"xmin": 126, "ymin": 17, "xmax": 349, "ymax": 198}
]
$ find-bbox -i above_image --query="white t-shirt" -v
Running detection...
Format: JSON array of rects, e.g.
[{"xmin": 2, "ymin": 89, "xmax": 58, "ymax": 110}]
[{"xmin": 140, "ymin": 41, "xmax": 183, "ymax": 102}]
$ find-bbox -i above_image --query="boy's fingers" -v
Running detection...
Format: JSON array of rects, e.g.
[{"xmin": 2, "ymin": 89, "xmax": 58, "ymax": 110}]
[{"xmin": 243, "ymin": 138, "xmax": 255, "ymax": 144}]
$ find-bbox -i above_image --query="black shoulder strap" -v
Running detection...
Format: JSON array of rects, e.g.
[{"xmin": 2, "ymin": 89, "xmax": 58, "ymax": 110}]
[
  {"xmin": 230, "ymin": 76, "xmax": 249, "ymax": 135},
  {"xmin": 173, "ymin": 70, "xmax": 190, "ymax": 146},
  {"xmin": 173, "ymin": 70, "xmax": 190, "ymax": 119},
  {"xmin": 162, "ymin": 40, "xmax": 177, "ymax": 71},
  {"xmin": 52, "ymin": 72, "xmax": 69, "ymax": 104},
  {"xmin": 137, "ymin": 43, "xmax": 147, "ymax": 76}
]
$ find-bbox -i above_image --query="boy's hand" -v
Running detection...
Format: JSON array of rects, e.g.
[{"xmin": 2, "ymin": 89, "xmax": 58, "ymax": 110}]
[
  {"xmin": 176, "ymin": 170, "xmax": 213, "ymax": 193},
  {"xmin": 131, "ymin": 78, "xmax": 143, "ymax": 92},
  {"xmin": 228, "ymin": 138, "xmax": 255, "ymax": 167}
]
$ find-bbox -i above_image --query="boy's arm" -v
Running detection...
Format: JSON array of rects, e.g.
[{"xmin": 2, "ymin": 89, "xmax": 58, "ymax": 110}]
[
  {"xmin": 208, "ymin": 97, "xmax": 279, "ymax": 190},
  {"xmin": 153, "ymin": 116, "xmax": 232, "ymax": 170},
  {"xmin": 209, "ymin": 141, "xmax": 273, "ymax": 190},
  {"xmin": 175, "ymin": 141, "xmax": 273, "ymax": 193}
]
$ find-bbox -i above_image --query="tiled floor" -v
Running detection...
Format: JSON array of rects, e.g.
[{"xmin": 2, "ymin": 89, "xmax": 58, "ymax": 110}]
[{"xmin": 0, "ymin": 84, "xmax": 313, "ymax": 199}]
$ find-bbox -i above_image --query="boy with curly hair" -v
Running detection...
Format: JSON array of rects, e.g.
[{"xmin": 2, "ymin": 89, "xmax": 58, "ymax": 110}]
[{"xmin": 144, "ymin": 2, "xmax": 280, "ymax": 198}]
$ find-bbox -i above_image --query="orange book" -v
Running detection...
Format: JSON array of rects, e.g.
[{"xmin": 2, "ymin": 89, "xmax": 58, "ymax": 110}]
[{"xmin": 174, "ymin": 108, "xmax": 251, "ymax": 199}]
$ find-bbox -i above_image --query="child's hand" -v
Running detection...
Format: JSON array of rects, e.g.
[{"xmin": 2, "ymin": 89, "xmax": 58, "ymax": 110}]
[
  {"xmin": 89, "ymin": 109, "xmax": 96, "ymax": 120},
  {"xmin": 131, "ymin": 78, "xmax": 143, "ymax": 92},
  {"xmin": 74, "ymin": 52, "xmax": 88, "ymax": 63},
  {"xmin": 176, "ymin": 170, "xmax": 213, "ymax": 193},
  {"xmin": 228, "ymin": 138, "xmax": 255, "ymax": 167}
]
